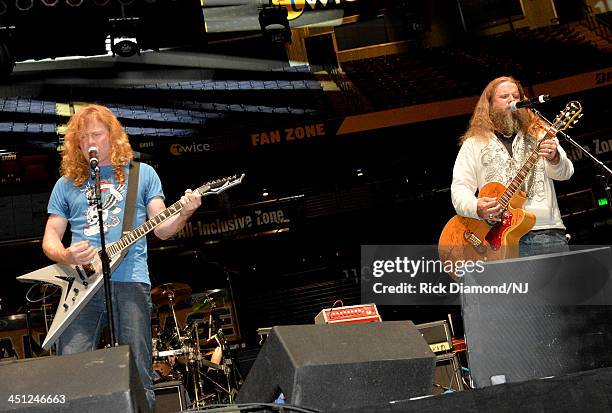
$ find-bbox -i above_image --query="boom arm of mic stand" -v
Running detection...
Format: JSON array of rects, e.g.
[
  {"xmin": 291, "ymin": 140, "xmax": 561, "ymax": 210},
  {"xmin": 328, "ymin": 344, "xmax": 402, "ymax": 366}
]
[{"xmin": 531, "ymin": 107, "xmax": 612, "ymax": 213}]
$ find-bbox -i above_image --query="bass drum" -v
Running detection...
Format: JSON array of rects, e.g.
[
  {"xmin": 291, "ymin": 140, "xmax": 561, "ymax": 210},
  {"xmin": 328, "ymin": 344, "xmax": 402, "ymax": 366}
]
[
  {"xmin": 152, "ymin": 354, "xmax": 184, "ymax": 382},
  {"xmin": 152, "ymin": 358, "xmax": 173, "ymax": 382}
]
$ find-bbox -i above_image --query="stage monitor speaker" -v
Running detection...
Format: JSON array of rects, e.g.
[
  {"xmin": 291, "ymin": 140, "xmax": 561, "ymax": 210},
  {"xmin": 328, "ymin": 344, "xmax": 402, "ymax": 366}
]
[
  {"xmin": 0, "ymin": 345, "xmax": 149, "ymax": 413},
  {"xmin": 236, "ymin": 320, "xmax": 436, "ymax": 411},
  {"xmin": 334, "ymin": 366, "xmax": 612, "ymax": 413},
  {"xmin": 154, "ymin": 381, "xmax": 187, "ymax": 413},
  {"xmin": 461, "ymin": 247, "xmax": 612, "ymax": 388}
]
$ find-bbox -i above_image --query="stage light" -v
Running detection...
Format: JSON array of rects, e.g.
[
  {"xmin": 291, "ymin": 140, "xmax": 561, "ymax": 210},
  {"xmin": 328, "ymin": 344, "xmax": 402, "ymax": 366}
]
[
  {"xmin": 15, "ymin": 0, "xmax": 33, "ymax": 11},
  {"xmin": 258, "ymin": 4, "xmax": 291, "ymax": 44},
  {"xmin": 112, "ymin": 39, "xmax": 139, "ymax": 57},
  {"xmin": 108, "ymin": 17, "xmax": 140, "ymax": 57}
]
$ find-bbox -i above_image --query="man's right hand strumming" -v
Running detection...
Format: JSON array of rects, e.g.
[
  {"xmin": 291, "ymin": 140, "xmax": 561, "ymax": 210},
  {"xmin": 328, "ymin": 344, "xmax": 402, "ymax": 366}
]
[
  {"xmin": 477, "ymin": 197, "xmax": 502, "ymax": 222},
  {"xmin": 65, "ymin": 240, "xmax": 97, "ymax": 266}
]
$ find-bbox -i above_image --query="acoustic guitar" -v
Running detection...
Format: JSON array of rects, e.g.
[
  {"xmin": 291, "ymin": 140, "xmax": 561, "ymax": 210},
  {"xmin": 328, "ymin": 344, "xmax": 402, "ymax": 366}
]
[{"xmin": 438, "ymin": 102, "xmax": 582, "ymax": 275}]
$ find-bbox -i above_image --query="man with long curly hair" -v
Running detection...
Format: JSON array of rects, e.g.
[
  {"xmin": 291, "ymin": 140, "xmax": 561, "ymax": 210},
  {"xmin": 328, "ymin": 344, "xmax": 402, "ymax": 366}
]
[
  {"xmin": 451, "ymin": 76, "xmax": 574, "ymax": 256},
  {"xmin": 41, "ymin": 104, "xmax": 202, "ymax": 410}
]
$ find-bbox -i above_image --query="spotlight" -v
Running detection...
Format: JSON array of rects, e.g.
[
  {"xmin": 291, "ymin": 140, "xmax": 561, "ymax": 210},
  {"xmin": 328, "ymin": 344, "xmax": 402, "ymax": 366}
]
[
  {"xmin": 108, "ymin": 17, "xmax": 140, "ymax": 57},
  {"xmin": 262, "ymin": 189, "xmax": 269, "ymax": 197},
  {"xmin": 258, "ymin": 4, "xmax": 291, "ymax": 44},
  {"xmin": 112, "ymin": 39, "xmax": 139, "ymax": 57},
  {"xmin": 15, "ymin": 0, "xmax": 33, "ymax": 11}
]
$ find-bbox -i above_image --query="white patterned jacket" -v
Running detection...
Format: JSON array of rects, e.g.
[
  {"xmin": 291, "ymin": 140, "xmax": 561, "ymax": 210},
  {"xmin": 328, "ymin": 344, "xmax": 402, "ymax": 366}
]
[{"xmin": 451, "ymin": 131, "xmax": 574, "ymax": 230}]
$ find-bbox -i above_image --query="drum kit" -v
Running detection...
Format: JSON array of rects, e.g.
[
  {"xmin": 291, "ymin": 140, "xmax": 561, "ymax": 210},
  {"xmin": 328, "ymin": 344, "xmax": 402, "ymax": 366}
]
[
  {"xmin": 150, "ymin": 282, "xmax": 240, "ymax": 409},
  {"xmin": 2, "ymin": 280, "xmax": 240, "ymax": 408},
  {"xmin": 0, "ymin": 283, "xmax": 58, "ymax": 360}
]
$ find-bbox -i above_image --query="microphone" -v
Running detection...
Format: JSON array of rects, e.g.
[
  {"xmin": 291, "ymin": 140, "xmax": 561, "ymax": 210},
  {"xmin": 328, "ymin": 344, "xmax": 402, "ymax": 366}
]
[
  {"xmin": 509, "ymin": 94, "xmax": 550, "ymax": 112},
  {"xmin": 88, "ymin": 146, "xmax": 99, "ymax": 170}
]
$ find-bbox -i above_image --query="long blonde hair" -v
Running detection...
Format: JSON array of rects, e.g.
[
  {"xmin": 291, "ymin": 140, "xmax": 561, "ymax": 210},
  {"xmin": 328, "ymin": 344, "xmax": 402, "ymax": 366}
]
[
  {"xmin": 460, "ymin": 76, "xmax": 539, "ymax": 144},
  {"xmin": 61, "ymin": 104, "xmax": 133, "ymax": 187}
]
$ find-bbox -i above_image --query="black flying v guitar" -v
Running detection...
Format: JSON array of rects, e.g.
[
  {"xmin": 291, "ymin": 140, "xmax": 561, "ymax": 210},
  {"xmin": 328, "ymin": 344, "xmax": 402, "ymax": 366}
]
[{"xmin": 17, "ymin": 173, "xmax": 245, "ymax": 350}]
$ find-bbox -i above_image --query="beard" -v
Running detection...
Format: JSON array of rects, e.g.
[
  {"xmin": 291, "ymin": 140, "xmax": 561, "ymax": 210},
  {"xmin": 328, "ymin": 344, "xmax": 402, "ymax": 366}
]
[{"xmin": 490, "ymin": 108, "xmax": 519, "ymax": 136}]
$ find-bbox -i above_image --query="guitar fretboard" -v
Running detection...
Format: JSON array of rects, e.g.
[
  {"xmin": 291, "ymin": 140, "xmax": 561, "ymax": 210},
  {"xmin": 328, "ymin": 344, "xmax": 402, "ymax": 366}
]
[
  {"xmin": 497, "ymin": 147, "xmax": 543, "ymax": 209},
  {"xmin": 496, "ymin": 101, "xmax": 581, "ymax": 209},
  {"xmin": 106, "ymin": 184, "xmax": 209, "ymax": 257},
  {"xmin": 104, "ymin": 173, "xmax": 243, "ymax": 258},
  {"xmin": 497, "ymin": 126, "xmax": 559, "ymax": 210},
  {"xmin": 107, "ymin": 201, "xmax": 183, "ymax": 257}
]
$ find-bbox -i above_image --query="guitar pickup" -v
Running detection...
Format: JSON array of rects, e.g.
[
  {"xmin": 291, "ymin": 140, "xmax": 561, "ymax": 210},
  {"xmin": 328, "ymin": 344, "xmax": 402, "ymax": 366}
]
[
  {"xmin": 75, "ymin": 266, "xmax": 87, "ymax": 282},
  {"xmin": 82, "ymin": 264, "xmax": 96, "ymax": 277}
]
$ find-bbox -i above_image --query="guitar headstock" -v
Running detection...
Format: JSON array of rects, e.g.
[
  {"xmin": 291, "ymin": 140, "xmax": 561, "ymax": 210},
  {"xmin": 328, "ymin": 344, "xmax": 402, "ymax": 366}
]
[
  {"xmin": 197, "ymin": 173, "xmax": 245, "ymax": 196},
  {"xmin": 552, "ymin": 101, "xmax": 583, "ymax": 132}
]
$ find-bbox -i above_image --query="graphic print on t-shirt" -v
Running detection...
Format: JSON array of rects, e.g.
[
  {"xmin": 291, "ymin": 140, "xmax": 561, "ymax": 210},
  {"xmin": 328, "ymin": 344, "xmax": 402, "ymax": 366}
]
[{"xmin": 82, "ymin": 180, "xmax": 126, "ymax": 237}]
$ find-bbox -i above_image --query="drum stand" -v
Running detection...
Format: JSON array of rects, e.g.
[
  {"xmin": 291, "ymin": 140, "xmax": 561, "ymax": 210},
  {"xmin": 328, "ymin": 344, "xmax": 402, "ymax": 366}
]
[
  {"xmin": 152, "ymin": 284, "xmax": 242, "ymax": 409},
  {"xmin": 188, "ymin": 313, "xmax": 221, "ymax": 409},
  {"xmin": 186, "ymin": 305, "xmax": 238, "ymax": 407},
  {"xmin": 167, "ymin": 292, "xmax": 210, "ymax": 408},
  {"xmin": 217, "ymin": 330, "xmax": 242, "ymax": 403},
  {"xmin": 166, "ymin": 291, "xmax": 184, "ymax": 346},
  {"xmin": 196, "ymin": 330, "xmax": 241, "ymax": 405}
]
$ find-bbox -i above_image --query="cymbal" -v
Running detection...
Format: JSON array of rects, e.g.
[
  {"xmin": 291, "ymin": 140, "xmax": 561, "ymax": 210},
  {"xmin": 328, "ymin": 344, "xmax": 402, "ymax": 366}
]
[
  {"xmin": 151, "ymin": 283, "xmax": 192, "ymax": 307},
  {"xmin": 191, "ymin": 289, "xmax": 226, "ymax": 312},
  {"xmin": 202, "ymin": 289, "xmax": 225, "ymax": 298},
  {"xmin": 0, "ymin": 313, "xmax": 46, "ymax": 332}
]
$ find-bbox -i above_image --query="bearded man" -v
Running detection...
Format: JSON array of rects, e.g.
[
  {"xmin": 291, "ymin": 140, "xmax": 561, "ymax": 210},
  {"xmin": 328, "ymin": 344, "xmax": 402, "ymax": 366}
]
[{"xmin": 450, "ymin": 76, "xmax": 574, "ymax": 256}]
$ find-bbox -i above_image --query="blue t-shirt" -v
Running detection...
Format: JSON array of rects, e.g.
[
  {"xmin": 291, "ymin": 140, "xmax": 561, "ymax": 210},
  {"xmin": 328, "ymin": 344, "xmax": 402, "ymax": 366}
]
[{"xmin": 48, "ymin": 163, "xmax": 164, "ymax": 284}]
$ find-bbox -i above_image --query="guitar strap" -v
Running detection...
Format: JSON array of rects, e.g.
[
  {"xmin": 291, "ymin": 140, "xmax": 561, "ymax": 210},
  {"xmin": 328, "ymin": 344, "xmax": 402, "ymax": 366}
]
[{"xmin": 110, "ymin": 160, "xmax": 140, "ymax": 273}]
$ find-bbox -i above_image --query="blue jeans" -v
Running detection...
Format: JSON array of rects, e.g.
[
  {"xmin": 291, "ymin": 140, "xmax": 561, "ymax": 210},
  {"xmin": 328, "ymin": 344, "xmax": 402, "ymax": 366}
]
[
  {"xmin": 57, "ymin": 281, "xmax": 154, "ymax": 411},
  {"xmin": 519, "ymin": 229, "xmax": 569, "ymax": 257}
]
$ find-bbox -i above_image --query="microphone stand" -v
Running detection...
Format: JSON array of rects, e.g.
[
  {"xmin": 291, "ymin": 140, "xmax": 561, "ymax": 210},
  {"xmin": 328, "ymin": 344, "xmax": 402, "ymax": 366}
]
[
  {"xmin": 25, "ymin": 302, "xmax": 34, "ymax": 357},
  {"xmin": 92, "ymin": 165, "xmax": 118, "ymax": 347},
  {"xmin": 531, "ymin": 107, "xmax": 612, "ymax": 213}
]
